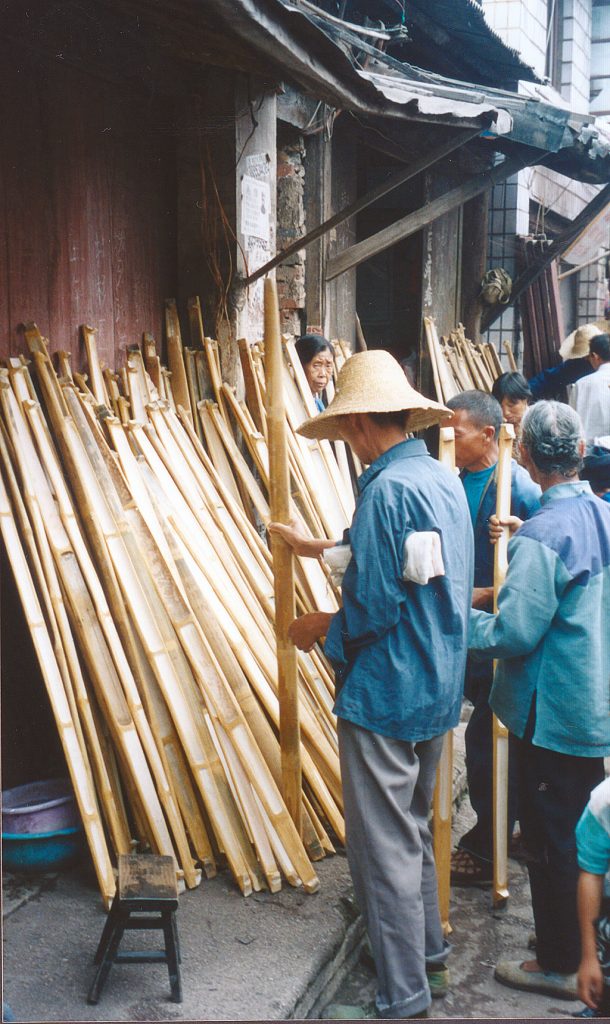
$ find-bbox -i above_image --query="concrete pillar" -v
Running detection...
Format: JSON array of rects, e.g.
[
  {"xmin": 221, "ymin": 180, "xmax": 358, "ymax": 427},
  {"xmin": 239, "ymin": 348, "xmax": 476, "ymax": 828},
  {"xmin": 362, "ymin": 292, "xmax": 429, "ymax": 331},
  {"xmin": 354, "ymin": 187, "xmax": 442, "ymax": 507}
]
[{"xmin": 234, "ymin": 74, "xmax": 277, "ymax": 368}]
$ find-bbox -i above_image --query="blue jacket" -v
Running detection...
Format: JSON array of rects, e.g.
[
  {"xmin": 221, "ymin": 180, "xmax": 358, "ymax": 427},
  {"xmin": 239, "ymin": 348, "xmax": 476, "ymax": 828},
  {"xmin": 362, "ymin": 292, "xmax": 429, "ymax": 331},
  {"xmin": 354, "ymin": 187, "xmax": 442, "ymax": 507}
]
[
  {"xmin": 324, "ymin": 439, "xmax": 474, "ymax": 742},
  {"xmin": 528, "ymin": 357, "xmax": 593, "ymax": 400},
  {"xmin": 469, "ymin": 482, "xmax": 610, "ymax": 757}
]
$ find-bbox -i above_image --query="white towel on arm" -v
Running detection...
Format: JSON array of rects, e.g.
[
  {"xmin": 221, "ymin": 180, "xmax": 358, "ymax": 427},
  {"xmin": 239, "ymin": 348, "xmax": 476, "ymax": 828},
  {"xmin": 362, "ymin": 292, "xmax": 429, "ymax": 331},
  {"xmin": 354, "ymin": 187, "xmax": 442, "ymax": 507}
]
[
  {"xmin": 403, "ymin": 531, "xmax": 445, "ymax": 585},
  {"xmin": 322, "ymin": 531, "xmax": 445, "ymax": 588},
  {"xmin": 323, "ymin": 544, "xmax": 353, "ymax": 587}
]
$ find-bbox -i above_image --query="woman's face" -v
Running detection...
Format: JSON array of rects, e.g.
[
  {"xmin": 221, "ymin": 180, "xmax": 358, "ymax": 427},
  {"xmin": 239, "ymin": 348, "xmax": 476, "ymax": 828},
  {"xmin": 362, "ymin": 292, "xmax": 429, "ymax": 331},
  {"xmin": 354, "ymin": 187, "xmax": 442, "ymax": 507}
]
[
  {"xmin": 304, "ymin": 351, "xmax": 334, "ymax": 395},
  {"xmin": 501, "ymin": 396, "xmax": 529, "ymax": 428}
]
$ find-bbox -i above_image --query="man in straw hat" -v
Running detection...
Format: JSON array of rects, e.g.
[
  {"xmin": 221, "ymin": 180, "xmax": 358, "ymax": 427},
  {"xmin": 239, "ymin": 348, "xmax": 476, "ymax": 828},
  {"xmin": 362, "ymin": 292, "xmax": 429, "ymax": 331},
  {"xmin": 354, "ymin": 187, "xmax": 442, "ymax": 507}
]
[{"xmin": 270, "ymin": 350, "xmax": 473, "ymax": 1019}]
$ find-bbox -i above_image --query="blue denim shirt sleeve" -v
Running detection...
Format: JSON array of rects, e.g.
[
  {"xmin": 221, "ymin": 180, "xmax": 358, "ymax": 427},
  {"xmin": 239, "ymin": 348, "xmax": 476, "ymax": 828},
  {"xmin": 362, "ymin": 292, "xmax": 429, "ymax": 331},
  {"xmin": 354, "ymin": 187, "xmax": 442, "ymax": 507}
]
[{"xmin": 324, "ymin": 485, "xmax": 409, "ymax": 677}]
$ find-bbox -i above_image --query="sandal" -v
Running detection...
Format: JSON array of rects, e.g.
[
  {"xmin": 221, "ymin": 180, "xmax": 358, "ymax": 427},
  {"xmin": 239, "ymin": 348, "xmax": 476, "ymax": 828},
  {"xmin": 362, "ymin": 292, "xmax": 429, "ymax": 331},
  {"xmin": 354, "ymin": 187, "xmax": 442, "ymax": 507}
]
[{"xmin": 450, "ymin": 847, "xmax": 493, "ymax": 888}]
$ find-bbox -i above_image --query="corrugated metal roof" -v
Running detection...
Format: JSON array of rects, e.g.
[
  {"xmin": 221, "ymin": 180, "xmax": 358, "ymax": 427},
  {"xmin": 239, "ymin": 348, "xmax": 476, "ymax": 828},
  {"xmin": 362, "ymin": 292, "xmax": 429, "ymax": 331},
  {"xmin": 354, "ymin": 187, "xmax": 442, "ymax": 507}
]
[
  {"xmin": 358, "ymin": 69, "xmax": 514, "ymax": 135},
  {"xmin": 277, "ymin": 1, "xmax": 609, "ymax": 182},
  {"xmin": 400, "ymin": 0, "xmax": 539, "ymax": 87}
]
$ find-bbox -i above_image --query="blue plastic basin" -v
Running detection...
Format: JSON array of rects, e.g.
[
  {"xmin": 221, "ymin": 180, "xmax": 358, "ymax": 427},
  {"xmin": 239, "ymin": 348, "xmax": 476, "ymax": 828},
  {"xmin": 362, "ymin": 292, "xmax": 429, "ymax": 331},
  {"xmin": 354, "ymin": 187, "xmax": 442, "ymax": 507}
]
[{"xmin": 2, "ymin": 826, "xmax": 84, "ymax": 872}]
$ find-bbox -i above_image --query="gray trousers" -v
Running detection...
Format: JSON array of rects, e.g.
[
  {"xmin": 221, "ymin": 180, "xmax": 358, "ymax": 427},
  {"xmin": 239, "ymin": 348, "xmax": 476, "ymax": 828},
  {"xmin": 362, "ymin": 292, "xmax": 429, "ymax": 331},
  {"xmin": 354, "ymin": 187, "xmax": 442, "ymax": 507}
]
[{"xmin": 338, "ymin": 719, "xmax": 448, "ymax": 1019}]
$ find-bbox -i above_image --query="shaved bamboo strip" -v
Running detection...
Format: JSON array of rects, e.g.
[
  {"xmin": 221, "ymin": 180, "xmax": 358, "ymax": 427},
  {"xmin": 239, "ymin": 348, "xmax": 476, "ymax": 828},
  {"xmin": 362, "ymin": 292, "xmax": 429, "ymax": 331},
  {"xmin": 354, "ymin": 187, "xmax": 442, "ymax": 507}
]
[
  {"xmin": 209, "ymin": 718, "xmax": 283, "ymax": 892},
  {"xmin": 184, "ymin": 348, "xmax": 204, "ymax": 444},
  {"xmin": 167, "ymin": 335, "xmax": 192, "ymax": 425},
  {"xmin": 238, "ymin": 337, "xmax": 267, "ymax": 437},
  {"xmin": 56, "ymin": 351, "xmax": 74, "ymax": 382},
  {"xmin": 4, "ymin": 386, "xmax": 179, "ymax": 872},
  {"xmin": 187, "ymin": 296, "xmax": 205, "ymax": 350},
  {"xmin": 198, "ymin": 401, "xmax": 243, "ymax": 506},
  {"xmin": 503, "ymin": 340, "xmax": 518, "ymax": 373},
  {"xmin": 142, "ymin": 334, "xmax": 162, "ymax": 392},
  {"xmin": 0, "ymin": 417, "xmax": 131, "ymax": 858},
  {"xmin": 0, "ymin": 468, "xmax": 116, "ymax": 905},
  {"xmin": 64, "ymin": 396, "xmax": 215, "ymax": 875},
  {"xmin": 81, "ymin": 326, "xmax": 110, "ymax": 406}
]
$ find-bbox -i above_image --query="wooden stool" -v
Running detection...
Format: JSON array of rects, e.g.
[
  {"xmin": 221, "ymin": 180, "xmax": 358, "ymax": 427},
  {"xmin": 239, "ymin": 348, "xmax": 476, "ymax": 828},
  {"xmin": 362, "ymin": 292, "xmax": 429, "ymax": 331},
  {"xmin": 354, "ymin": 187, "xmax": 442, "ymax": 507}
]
[{"xmin": 87, "ymin": 854, "xmax": 182, "ymax": 1004}]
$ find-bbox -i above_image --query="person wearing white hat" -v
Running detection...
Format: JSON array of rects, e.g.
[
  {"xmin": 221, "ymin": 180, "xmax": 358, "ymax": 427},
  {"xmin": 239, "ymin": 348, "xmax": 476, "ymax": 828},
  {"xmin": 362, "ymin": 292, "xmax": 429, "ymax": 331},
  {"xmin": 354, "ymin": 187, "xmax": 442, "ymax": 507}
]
[
  {"xmin": 570, "ymin": 333, "xmax": 610, "ymax": 442},
  {"xmin": 270, "ymin": 349, "xmax": 474, "ymax": 1019}
]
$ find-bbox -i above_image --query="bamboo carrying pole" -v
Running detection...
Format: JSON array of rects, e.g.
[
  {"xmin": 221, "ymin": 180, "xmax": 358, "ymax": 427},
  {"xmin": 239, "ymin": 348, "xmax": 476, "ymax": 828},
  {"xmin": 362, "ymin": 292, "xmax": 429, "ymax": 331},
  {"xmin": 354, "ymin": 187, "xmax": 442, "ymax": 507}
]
[
  {"xmin": 492, "ymin": 422, "xmax": 515, "ymax": 909},
  {"xmin": 264, "ymin": 278, "xmax": 302, "ymax": 835},
  {"xmin": 433, "ymin": 426, "xmax": 456, "ymax": 936}
]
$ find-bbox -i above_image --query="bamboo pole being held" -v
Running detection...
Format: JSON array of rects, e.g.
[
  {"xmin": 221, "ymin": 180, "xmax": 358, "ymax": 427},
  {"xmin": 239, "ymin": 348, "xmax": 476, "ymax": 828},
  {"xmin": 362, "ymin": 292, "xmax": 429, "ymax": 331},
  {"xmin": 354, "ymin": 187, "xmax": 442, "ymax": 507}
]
[
  {"xmin": 264, "ymin": 277, "xmax": 302, "ymax": 835},
  {"xmin": 492, "ymin": 422, "xmax": 514, "ymax": 909},
  {"xmin": 433, "ymin": 426, "xmax": 456, "ymax": 936}
]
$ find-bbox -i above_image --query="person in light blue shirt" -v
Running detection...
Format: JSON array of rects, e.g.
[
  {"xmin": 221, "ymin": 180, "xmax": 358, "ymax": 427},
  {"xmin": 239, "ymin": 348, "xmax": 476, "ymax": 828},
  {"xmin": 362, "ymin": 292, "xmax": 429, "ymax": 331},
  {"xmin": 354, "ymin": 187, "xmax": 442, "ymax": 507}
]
[
  {"xmin": 270, "ymin": 350, "xmax": 473, "ymax": 1020},
  {"xmin": 469, "ymin": 401, "xmax": 610, "ymax": 1002}
]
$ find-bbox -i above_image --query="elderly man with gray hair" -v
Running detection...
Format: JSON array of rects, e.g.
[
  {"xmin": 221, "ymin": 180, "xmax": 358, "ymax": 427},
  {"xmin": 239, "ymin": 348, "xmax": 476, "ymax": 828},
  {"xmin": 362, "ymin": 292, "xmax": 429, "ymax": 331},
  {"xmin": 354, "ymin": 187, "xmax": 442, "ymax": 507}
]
[{"xmin": 469, "ymin": 400, "xmax": 610, "ymax": 1001}]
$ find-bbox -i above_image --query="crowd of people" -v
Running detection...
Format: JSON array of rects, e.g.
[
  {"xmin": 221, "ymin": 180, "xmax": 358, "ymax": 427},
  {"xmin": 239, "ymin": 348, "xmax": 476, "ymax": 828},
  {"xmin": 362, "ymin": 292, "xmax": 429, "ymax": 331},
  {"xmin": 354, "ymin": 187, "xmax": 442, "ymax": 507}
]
[{"xmin": 270, "ymin": 325, "xmax": 610, "ymax": 1019}]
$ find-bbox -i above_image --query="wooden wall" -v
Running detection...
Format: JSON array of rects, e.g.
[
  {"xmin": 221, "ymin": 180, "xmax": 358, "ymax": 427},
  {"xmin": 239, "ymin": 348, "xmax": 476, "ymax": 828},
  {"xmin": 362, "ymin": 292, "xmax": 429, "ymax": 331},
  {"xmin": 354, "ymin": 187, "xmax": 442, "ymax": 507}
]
[{"xmin": 0, "ymin": 45, "xmax": 178, "ymax": 371}]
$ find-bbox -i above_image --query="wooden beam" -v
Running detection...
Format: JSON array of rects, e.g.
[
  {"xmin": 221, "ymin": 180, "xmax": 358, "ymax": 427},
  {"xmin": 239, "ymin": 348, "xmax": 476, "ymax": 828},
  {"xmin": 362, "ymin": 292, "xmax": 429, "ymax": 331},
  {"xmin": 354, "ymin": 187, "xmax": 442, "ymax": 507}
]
[
  {"xmin": 482, "ymin": 182, "xmax": 610, "ymax": 332},
  {"xmin": 244, "ymin": 128, "xmax": 480, "ymax": 287},
  {"xmin": 326, "ymin": 155, "xmax": 530, "ymax": 281}
]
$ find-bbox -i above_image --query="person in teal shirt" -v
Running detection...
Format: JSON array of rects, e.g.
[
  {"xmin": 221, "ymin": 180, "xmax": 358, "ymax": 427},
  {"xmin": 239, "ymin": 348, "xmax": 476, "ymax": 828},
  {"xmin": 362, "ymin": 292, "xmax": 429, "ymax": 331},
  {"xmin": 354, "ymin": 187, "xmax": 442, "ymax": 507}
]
[{"xmin": 445, "ymin": 390, "xmax": 540, "ymax": 885}]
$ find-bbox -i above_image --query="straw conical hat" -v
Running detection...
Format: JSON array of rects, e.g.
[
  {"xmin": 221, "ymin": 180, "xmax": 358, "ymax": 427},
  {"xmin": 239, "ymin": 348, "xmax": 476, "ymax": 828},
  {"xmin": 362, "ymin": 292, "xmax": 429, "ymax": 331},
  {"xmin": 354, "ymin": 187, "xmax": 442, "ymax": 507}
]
[
  {"xmin": 559, "ymin": 321, "xmax": 608, "ymax": 360},
  {"xmin": 297, "ymin": 349, "xmax": 449, "ymax": 441}
]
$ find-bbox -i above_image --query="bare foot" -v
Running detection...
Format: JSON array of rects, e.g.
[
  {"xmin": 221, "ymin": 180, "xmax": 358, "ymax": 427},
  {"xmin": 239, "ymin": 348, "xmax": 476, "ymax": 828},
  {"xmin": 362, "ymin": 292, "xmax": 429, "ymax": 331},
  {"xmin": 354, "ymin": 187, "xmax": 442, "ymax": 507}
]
[{"xmin": 520, "ymin": 960, "xmax": 543, "ymax": 973}]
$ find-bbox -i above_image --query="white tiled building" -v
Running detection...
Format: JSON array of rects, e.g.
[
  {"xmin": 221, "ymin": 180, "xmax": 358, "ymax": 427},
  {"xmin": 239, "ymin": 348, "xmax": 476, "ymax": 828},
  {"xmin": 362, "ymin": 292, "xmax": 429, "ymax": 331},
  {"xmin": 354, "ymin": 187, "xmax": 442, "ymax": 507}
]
[{"xmin": 482, "ymin": 0, "xmax": 610, "ymax": 361}]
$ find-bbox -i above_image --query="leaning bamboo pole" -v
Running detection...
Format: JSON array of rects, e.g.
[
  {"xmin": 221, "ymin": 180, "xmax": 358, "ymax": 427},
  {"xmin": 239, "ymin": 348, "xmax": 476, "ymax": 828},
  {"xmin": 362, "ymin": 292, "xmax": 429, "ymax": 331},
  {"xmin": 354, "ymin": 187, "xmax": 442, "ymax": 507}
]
[
  {"xmin": 0, "ymin": 465, "xmax": 116, "ymax": 906},
  {"xmin": 264, "ymin": 278, "xmax": 302, "ymax": 835},
  {"xmin": 492, "ymin": 422, "xmax": 514, "ymax": 909},
  {"xmin": 433, "ymin": 425, "xmax": 456, "ymax": 936}
]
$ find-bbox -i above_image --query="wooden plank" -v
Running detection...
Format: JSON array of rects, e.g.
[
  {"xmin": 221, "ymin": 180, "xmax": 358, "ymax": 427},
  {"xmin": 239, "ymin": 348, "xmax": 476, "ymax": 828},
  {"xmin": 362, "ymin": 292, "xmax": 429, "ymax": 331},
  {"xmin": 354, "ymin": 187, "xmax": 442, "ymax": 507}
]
[
  {"xmin": 245, "ymin": 128, "xmax": 479, "ymax": 286},
  {"xmin": 327, "ymin": 157, "xmax": 528, "ymax": 281}
]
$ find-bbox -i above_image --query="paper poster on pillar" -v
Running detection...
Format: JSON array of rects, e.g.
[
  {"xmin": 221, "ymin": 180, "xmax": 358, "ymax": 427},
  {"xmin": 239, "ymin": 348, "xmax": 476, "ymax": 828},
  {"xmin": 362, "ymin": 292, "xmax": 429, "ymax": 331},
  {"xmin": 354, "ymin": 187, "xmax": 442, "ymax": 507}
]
[{"xmin": 240, "ymin": 162, "xmax": 274, "ymax": 341}]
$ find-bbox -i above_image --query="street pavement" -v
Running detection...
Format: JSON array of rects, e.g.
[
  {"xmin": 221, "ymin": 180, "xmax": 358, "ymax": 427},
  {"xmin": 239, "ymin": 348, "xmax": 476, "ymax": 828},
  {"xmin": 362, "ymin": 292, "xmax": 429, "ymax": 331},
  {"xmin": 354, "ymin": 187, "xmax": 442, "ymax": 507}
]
[
  {"xmin": 315, "ymin": 797, "xmax": 585, "ymax": 1020},
  {"xmin": 2, "ymin": 725, "xmax": 592, "ymax": 1021}
]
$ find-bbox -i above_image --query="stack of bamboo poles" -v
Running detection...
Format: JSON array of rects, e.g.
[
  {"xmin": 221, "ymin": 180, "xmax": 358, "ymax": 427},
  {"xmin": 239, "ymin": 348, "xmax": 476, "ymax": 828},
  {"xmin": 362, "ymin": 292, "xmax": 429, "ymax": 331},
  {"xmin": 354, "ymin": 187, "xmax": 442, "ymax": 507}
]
[
  {"xmin": 517, "ymin": 237, "xmax": 564, "ymax": 380},
  {"xmin": 424, "ymin": 317, "xmax": 505, "ymax": 404},
  {"xmin": 0, "ymin": 306, "xmax": 355, "ymax": 906}
]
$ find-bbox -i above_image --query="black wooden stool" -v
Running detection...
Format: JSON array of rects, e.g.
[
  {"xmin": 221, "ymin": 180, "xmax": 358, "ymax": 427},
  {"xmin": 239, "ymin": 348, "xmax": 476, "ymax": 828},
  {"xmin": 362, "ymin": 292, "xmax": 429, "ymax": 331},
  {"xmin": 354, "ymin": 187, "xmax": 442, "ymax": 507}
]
[{"xmin": 87, "ymin": 853, "xmax": 182, "ymax": 1004}]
